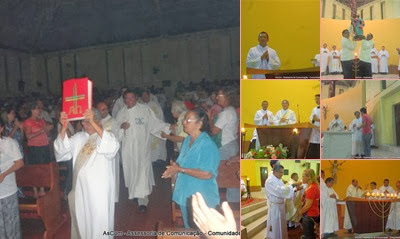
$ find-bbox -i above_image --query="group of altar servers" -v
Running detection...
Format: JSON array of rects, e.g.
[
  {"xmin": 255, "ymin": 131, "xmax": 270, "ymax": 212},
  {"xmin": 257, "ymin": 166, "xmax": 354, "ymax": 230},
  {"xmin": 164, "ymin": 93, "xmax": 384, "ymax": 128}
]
[
  {"xmin": 321, "ymin": 172, "xmax": 400, "ymax": 237},
  {"xmin": 320, "ymin": 43, "xmax": 393, "ymax": 75}
]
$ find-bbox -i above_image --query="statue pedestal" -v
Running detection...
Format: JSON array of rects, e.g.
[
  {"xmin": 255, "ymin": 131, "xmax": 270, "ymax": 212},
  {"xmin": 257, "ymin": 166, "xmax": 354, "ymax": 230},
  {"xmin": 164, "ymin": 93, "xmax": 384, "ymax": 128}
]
[{"xmin": 322, "ymin": 131, "xmax": 352, "ymax": 158}]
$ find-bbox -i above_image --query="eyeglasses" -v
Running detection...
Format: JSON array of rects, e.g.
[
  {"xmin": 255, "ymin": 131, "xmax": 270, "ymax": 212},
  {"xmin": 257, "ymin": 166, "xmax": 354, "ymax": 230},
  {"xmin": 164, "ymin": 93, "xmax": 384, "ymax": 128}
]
[{"xmin": 183, "ymin": 118, "xmax": 198, "ymax": 123}]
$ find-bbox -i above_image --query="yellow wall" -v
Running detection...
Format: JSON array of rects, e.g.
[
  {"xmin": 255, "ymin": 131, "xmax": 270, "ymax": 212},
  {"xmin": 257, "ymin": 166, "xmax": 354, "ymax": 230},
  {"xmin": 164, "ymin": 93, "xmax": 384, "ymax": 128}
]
[
  {"xmin": 241, "ymin": 0, "xmax": 320, "ymax": 76},
  {"xmin": 241, "ymin": 160, "xmax": 320, "ymax": 188},
  {"xmin": 242, "ymin": 80, "xmax": 320, "ymax": 141},
  {"xmin": 320, "ymin": 81, "xmax": 363, "ymax": 130},
  {"xmin": 321, "ymin": 18, "xmax": 400, "ymax": 67},
  {"xmin": 321, "ymin": 160, "xmax": 400, "ymax": 199}
]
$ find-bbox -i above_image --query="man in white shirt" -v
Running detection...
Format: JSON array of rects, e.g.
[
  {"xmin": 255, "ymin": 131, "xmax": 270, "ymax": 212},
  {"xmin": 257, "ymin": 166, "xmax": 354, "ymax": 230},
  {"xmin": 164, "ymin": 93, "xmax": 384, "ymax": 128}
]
[
  {"xmin": 341, "ymin": 29, "xmax": 357, "ymax": 79},
  {"xmin": 321, "ymin": 177, "xmax": 339, "ymax": 238},
  {"xmin": 369, "ymin": 181, "xmax": 379, "ymax": 194},
  {"xmin": 328, "ymin": 114, "xmax": 345, "ymax": 131},
  {"xmin": 379, "ymin": 179, "xmax": 395, "ymax": 194},
  {"xmin": 359, "ymin": 33, "xmax": 374, "ymax": 78},
  {"xmin": 329, "ymin": 45, "xmax": 341, "ymax": 74},
  {"xmin": 344, "ymin": 179, "xmax": 365, "ymax": 233},
  {"xmin": 249, "ymin": 100, "xmax": 274, "ymax": 150},
  {"xmin": 307, "ymin": 94, "xmax": 320, "ymax": 158},
  {"xmin": 274, "ymin": 100, "xmax": 297, "ymax": 125},
  {"xmin": 246, "ymin": 32, "xmax": 281, "ymax": 79},
  {"xmin": 370, "ymin": 46, "xmax": 379, "ymax": 74},
  {"xmin": 378, "ymin": 46, "xmax": 390, "ymax": 74},
  {"xmin": 265, "ymin": 163, "xmax": 296, "ymax": 239},
  {"xmin": 349, "ymin": 111, "xmax": 363, "ymax": 157},
  {"xmin": 321, "ymin": 43, "xmax": 330, "ymax": 75}
]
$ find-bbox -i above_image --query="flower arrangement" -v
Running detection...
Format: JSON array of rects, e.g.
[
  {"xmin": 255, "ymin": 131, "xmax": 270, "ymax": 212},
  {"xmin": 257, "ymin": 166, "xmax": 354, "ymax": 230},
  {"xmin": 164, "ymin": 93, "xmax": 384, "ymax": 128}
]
[{"xmin": 245, "ymin": 144, "xmax": 289, "ymax": 159}]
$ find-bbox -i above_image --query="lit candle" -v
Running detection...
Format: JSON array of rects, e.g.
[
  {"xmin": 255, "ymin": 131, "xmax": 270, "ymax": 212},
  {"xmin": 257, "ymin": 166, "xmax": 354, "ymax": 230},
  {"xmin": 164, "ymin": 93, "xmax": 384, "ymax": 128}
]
[
  {"xmin": 366, "ymin": 192, "xmax": 371, "ymax": 197},
  {"xmin": 293, "ymin": 128, "xmax": 299, "ymax": 135},
  {"xmin": 381, "ymin": 193, "xmax": 385, "ymax": 198},
  {"xmin": 372, "ymin": 193, "xmax": 375, "ymax": 197},
  {"xmin": 241, "ymin": 127, "xmax": 246, "ymax": 133},
  {"xmin": 243, "ymin": 75, "xmax": 248, "ymax": 80}
]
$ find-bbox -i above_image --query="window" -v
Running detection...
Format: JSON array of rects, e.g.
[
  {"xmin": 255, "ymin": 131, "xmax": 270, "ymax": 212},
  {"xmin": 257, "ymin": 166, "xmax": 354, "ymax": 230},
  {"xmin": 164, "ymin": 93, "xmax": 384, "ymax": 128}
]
[
  {"xmin": 370, "ymin": 6, "xmax": 374, "ymax": 20},
  {"xmin": 322, "ymin": 0, "xmax": 326, "ymax": 18},
  {"xmin": 333, "ymin": 4, "xmax": 337, "ymax": 19},
  {"xmin": 381, "ymin": 2, "xmax": 385, "ymax": 19},
  {"xmin": 382, "ymin": 80, "xmax": 387, "ymax": 90},
  {"xmin": 342, "ymin": 8, "xmax": 346, "ymax": 19}
]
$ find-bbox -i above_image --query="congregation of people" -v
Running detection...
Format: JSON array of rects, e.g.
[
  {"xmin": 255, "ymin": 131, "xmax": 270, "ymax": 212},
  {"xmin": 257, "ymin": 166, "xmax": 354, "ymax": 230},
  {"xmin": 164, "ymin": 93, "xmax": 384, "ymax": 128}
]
[
  {"xmin": 0, "ymin": 79, "xmax": 240, "ymax": 238},
  {"xmin": 321, "ymin": 170, "xmax": 400, "ymax": 238},
  {"xmin": 264, "ymin": 160, "xmax": 320, "ymax": 239}
]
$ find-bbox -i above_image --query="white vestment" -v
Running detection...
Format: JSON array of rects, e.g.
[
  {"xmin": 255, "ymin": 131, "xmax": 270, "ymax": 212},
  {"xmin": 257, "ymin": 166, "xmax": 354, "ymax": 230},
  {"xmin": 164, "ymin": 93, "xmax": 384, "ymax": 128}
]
[
  {"xmin": 349, "ymin": 117, "xmax": 363, "ymax": 155},
  {"xmin": 328, "ymin": 119, "xmax": 344, "ymax": 131},
  {"xmin": 370, "ymin": 124, "xmax": 375, "ymax": 146},
  {"xmin": 371, "ymin": 48, "xmax": 379, "ymax": 73},
  {"xmin": 313, "ymin": 54, "xmax": 320, "ymax": 67},
  {"xmin": 252, "ymin": 109, "xmax": 274, "ymax": 149},
  {"xmin": 112, "ymin": 104, "xmax": 170, "ymax": 199},
  {"xmin": 101, "ymin": 114, "xmax": 121, "ymax": 202},
  {"xmin": 246, "ymin": 44, "xmax": 281, "ymax": 79},
  {"xmin": 140, "ymin": 97, "xmax": 167, "ymax": 162},
  {"xmin": 386, "ymin": 192, "xmax": 400, "ymax": 230},
  {"xmin": 309, "ymin": 106, "xmax": 320, "ymax": 144},
  {"xmin": 321, "ymin": 47, "xmax": 330, "ymax": 73},
  {"xmin": 111, "ymin": 96, "xmax": 125, "ymax": 117},
  {"xmin": 54, "ymin": 131, "xmax": 119, "ymax": 239},
  {"xmin": 265, "ymin": 174, "xmax": 295, "ymax": 239},
  {"xmin": 379, "ymin": 185, "xmax": 395, "ymax": 194},
  {"xmin": 378, "ymin": 50, "xmax": 390, "ymax": 73},
  {"xmin": 322, "ymin": 187, "xmax": 339, "ymax": 234},
  {"xmin": 274, "ymin": 109, "xmax": 297, "ymax": 125},
  {"xmin": 329, "ymin": 50, "xmax": 341, "ymax": 73},
  {"xmin": 344, "ymin": 185, "xmax": 364, "ymax": 229}
]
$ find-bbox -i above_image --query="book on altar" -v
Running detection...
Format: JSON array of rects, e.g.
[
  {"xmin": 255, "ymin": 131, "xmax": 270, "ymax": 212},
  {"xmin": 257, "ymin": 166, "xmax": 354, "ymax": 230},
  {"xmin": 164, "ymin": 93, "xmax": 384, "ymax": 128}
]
[{"xmin": 62, "ymin": 77, "xmax": 93, "ymax": 121}]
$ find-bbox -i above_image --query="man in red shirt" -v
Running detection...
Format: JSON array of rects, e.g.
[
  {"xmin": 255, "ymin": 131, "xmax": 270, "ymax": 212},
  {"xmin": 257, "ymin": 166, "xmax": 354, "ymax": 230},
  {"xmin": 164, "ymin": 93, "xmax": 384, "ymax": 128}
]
[{"xmin": 358, "ymin": 107, "xmax": 372, "ymax": 157}]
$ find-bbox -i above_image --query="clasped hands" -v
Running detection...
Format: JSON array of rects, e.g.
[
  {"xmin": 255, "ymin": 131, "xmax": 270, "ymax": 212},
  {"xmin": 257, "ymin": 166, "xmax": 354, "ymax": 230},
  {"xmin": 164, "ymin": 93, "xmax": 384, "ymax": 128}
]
[{"xmin": 161, "ymin": 162, "xmax": 182, "ymax": 178}]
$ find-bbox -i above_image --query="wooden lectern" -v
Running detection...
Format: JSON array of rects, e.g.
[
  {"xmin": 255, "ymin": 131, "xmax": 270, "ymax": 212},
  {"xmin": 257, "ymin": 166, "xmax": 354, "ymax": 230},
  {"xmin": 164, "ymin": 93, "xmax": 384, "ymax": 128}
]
[
  {"xmin": 345, "ymin": 197, "xmax": 400, "ymax": 234},
  {"xmin": 246, "ymin": 67, "xmax": 320, "ymax": 78},
  {"xmin": 244, "ymin": 122, "xmax": 316, "ymax": 159}
]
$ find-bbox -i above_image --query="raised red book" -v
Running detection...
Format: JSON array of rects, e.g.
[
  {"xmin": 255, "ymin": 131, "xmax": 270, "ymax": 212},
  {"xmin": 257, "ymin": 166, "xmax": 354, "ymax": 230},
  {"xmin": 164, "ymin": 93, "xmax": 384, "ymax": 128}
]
[{"xmin": 62, "ymin": 77, "xmax": 93, "ymax": 121}]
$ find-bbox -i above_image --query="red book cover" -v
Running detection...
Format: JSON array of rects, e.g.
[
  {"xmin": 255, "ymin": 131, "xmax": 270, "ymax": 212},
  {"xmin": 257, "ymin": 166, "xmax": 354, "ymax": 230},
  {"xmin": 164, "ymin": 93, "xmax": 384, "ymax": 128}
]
[{"xmin": 62, "ymin": 77, "xmax": 93, "ymax": 121}]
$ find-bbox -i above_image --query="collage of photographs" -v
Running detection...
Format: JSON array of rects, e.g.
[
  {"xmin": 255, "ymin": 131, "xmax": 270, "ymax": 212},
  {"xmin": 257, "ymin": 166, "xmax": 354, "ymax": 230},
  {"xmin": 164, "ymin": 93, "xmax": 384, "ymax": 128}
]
[
  {"xmin": 240, "ymin": 0, "xmax": 400, "ymax": 239},
  {"xmin": 0, "ymin": 0, "xmax": 400, "ymax": 239}
]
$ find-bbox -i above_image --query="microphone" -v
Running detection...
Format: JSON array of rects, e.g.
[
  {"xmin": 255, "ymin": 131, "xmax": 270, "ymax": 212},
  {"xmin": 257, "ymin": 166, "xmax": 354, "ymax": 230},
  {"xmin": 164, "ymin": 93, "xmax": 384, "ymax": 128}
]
[{"xmin": 297, "ymin": 104, "xmax": 301, "ymax": 123}]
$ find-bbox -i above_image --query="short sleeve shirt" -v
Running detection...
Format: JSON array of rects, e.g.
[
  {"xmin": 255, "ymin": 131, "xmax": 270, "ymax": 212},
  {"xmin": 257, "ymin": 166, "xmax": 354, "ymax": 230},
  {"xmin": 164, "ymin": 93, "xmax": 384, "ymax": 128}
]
[
  {"xmin": 0, "ymin": 137, "xmax": 23, "ymax": 199},
  {"xmin": 24, "ymin": 118, "xmax": 49, "ymax": 146},
  {"xmin": 362, "ymin": 114, "xmax": 372, "ymax": 134},
  {"xmin": 304, "ymin": 182, "xmax": 320, "ymax": 217}
]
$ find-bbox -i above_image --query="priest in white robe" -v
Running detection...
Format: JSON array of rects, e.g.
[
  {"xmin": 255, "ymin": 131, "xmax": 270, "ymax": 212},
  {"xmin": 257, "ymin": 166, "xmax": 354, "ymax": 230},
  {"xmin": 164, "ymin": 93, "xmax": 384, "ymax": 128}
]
[
  {"xmin": 386, "ymin": 181, "xmax": 400, "ymax": 230},
  {"xmin": 111, "ymin": 87, "xmax": 127, "ymax": 117},
  {"xmin": 97, "ymin": 102, "xmax": 120, "ymax": 202},
  {"xmin": 321, "ymin": 43, "xmax": 330, "ymax": 75},
  {"xmin": 329, "ymin": 45, "xmax": 341, "ymax": 74},
  {"xmin": 250, "ymin": 100, "xmax": 274, "ymax": 150},
  {"xmin": 140, "ymin": 90, "xmax": 167, "ymax": 162},
  {"xmin": 313, "ymin": 54, "xmax": 320, "ymax": 67},
  {"xmin": 379, "ymin": 179, "xmax": 396, "ymax": 194},
  {"xmin": 370, "ymin": 46, "xmax": 379, "ymax": 74},
  {"xmin": 112, "ymin": 90, "xmax": 170, "ymax": 212},
  {"xmin": 265, "ymin": 163, "xmax": 296, "ymax": 239},
  {"xmin": 274, "ymin": 100, "xmax": 297, "ymax": 125},
  {"xmin": 349, "ymin": 111, "xmax": 363, "ymax": 157},
  {"xmin": 369, "ymin": 181, "xmax": 379, "ymax": 194},
  {"xmin": 321, "ymin": 177, "xmax": 339, "ymax": 238},
  {"xmin": 328, "ymin": 114, "xmax": 345, "ymax": 131},
  {"xmin": 344, "ymin": 180, "xmax": 364, "ymax": 232},
  {"xmin": 54, "ymin": 109, "xmax": 120, "ymax": 239},
  {"xmin": 246, "ymin": 32, "xmax": 281, "ymax": 79},
  {"xmin": 378, "ymin": 46, "xmax": 390, "ymax": 74}
]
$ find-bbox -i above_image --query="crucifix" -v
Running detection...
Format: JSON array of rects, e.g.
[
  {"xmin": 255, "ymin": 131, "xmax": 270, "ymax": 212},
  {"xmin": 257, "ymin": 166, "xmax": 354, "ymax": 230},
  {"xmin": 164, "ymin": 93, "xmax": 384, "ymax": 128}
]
[{"xmin": 66, "ymin": 83, "xmax": 85, "ymax": 115}]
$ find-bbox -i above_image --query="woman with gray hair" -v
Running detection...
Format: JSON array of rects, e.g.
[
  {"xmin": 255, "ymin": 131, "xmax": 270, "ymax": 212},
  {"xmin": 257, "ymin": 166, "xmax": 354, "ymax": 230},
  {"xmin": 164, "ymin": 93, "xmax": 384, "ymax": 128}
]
[{"xmin": 161, "ymin": 100, "xmax": 188, "ymax": 151}]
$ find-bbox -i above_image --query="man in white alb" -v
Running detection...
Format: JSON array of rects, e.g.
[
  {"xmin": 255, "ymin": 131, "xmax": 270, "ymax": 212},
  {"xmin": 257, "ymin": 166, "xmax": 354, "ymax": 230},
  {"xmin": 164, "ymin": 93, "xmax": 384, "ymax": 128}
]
[
  {"xmin": 112, "ymin": 87, "xmax": 127, "ymax": 117},
  {"xmin": 321, "ymin": 177, "xmax": 339, "ymax": 238},
  {"xmin": 55, "ymin": 109, "xmax": 120, "ymax": 239},
  {"xmin": 378, "ymin": 46, "xmax": 390, "ymax": 74},
  {"xmin": 274, "ymin": 100, "xmax": 297, "ymax": 125},
  {"xmin": 349, "ymin": 111, "xmax": 363, "ymax": 157},
  {"xmin": 368, "ymin": 181, "xmax": 379, "ymax": 194},
  {"xmin": 307, "ymin": 94, "xmax": 320, "ymax": 158},
  {"xmin": 321, "ymin": 43, "xmax": 330, "ymax": 75},
  {"xmin": 249, "ymin": 100, "xmax": 274, "ymax": 150},
  {"xmin": 386, "ymin": 181, "xmax": 400, "ymax": 231},
  {"xmin": 370, "ymin": 45, "xmax": 379, "ymax": 74},
  {"xmin": 112, "ymin": 89, "xmax": 170, "ymax": 213},
  {"xmin": 265, "ymin": 163, "xmax": 297, "ymax": 239},
  {"xmin": 329, "ymin": 45, "xmax": 341, "ymax": 74},
  {"xmin": 359, "ymin": 33, "xmax": 374, "ymax": 78},
  {"xmin": 246, "ymin": 32, "xmax": 281, "ymax": 79},
  {"xmin": 328, "ymin": 114, "xmax": 345, "ymax": 131},
  {"xmin": 379, "ymin": 179, "xmax": 395, "ymax": 194},
  {"xmin": 344, "ymin": 179, "xmax": 365, "ymax": 233}
]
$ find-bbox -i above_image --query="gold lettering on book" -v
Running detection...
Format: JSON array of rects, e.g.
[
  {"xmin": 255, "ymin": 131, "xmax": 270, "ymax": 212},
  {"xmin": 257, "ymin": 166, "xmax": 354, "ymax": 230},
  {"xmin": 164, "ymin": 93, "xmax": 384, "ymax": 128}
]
[{"xmin": 66, "ymin": 83, "xmax": 85, "ymax": 115}]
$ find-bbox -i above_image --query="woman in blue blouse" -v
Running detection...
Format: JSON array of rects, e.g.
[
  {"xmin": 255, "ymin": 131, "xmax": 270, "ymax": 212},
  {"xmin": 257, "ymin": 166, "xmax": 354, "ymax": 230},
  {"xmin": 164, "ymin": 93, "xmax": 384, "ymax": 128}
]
[{"xmin": 162, "ymin": 108, "xmax": 220, "ymax": 228}]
